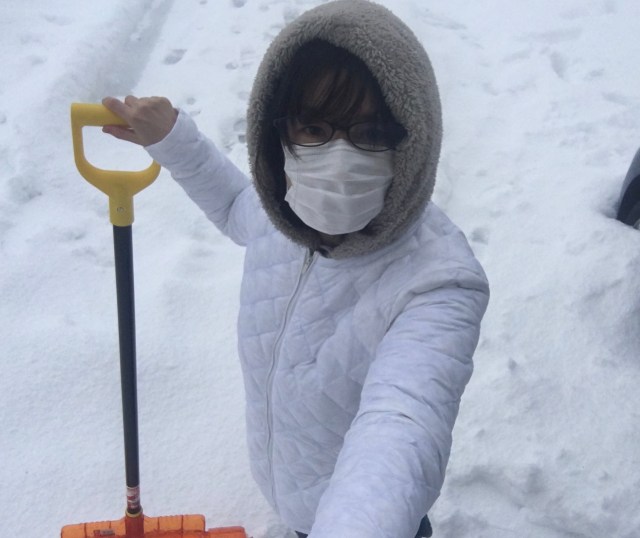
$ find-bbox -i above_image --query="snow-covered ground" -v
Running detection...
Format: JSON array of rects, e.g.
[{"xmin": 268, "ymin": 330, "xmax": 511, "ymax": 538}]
[{"xmin": 1, "ymin": 1, "xmax": 639, "ymax": 537}]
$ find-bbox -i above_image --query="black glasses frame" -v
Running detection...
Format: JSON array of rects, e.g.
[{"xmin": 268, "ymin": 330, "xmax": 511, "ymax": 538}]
[{"xmin": 273, "ymin": 116, "xmax": 406, "ymax": 152}]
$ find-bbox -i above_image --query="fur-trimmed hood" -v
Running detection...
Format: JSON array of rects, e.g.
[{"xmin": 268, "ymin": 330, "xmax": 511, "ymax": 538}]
[{"xmin": 247, "ymin": 0, "xmax": 442, "ymax": 258}]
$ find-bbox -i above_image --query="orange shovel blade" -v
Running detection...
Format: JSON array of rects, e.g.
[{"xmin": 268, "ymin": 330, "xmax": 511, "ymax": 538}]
[{"xmin": 61, "ymin": 513, "xmax": 247, "ymax": 538}]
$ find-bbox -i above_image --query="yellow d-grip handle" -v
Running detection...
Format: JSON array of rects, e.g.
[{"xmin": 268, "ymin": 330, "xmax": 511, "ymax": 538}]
[{"xmin": 70, "ymin": 103, "xmax": 161, "ymax": 226}]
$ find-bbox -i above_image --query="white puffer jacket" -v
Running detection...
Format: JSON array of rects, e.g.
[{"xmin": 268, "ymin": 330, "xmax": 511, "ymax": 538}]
[{"xmin": 147, "ymin": 111, "xmax": 489, "ymax": 537}]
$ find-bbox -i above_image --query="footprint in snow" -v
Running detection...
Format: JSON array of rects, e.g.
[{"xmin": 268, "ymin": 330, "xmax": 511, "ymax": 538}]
[
  {"xmin": 43, "ymin": 13, "xmax": 73, "ymax": 26},
  {"xmin": 420, "ymin": 8, "xmax": 467, "ymax": 31},
  {"xmin": 502, "ymin": 48, "xmax": 532, "ymax": 64},
  {"xmin": 233, "ymin": 118, "xmax": 246, "ymax": 144},
  {"xmin": 29, "ymin": 55, "xmax": 46, "ymax": 67},
  {"xmin": 163, "ymin": 49, "xmax": 186, "ymax": 65},
  {"xmin": 8, "ymin": 174, "xmax": 42, "ymax": 204},
  {"xmin": 184, "ymin": 97, "xmax": 201, "ymax": 117},
  {"xmin": 602, "ymin": 92, "xmax": 634, "ymax": 107},
  {"xmin": 470, "ymin": 227, "xmax": 490, "ymax": 245},
  {"xmin": 523, "ymin": 27, "xmax": 582, "ymax": 45},
  {"xmin": 549, "ymin": 51, "xmax": 568, "ymax": 80},
  {"xmin": 585, "ymin": 68, "xmax": 604, "ymax": 81}
]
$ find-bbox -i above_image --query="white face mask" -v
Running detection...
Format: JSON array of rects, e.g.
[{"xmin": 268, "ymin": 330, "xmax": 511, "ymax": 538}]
[{"xmin": 283, "ymin": 139, "xmax": 394, "ymax": 235}]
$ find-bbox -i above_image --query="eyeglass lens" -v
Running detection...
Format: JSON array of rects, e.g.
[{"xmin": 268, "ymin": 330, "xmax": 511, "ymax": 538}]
[{"xmin": 278, "ymin": 117, "xmax": 404, "ymax": 151}]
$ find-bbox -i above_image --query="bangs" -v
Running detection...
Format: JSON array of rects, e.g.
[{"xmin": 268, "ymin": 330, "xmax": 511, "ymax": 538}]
[
  {"xmin": 274, "ymin": 40, "xmax": 391, "ymax": 124},
  {"xmin": 290, "ymin": 65, "xmax": 378, "ymax": 124}
]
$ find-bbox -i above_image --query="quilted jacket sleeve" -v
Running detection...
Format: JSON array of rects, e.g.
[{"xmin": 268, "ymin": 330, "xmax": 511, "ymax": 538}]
[
  {"xmin": 145, "ymin": 109, "xmax": 258, "ymax": 245},
  {"xmin": 309, "ymin": 266, "xmax": 490, "ymax": 538}
]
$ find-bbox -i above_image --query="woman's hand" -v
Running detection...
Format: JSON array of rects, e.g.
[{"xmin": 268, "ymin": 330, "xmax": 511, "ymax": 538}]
[{"xmin": 101, "ymin": 95, "xmax": 178, "ymax": 146}]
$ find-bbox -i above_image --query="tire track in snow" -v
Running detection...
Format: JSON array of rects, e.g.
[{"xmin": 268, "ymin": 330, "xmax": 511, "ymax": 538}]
[
  {"xmin": 0, "ymin": 0, "xmax": 175, "ymax": 253},
  {"xmin": 0, "ymin": 3, "xmax": 179, "ymax": 491}
]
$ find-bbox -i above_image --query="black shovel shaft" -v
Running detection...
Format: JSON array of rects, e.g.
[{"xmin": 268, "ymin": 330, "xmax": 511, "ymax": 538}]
[{"xmin": 113, "ymin": 225, "xmax": 141, "ymax": 513}]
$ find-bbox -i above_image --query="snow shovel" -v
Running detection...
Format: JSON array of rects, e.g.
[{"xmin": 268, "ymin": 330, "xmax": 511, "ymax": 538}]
[{"xmin": 63, "ymin": 103, "xmax": 248, "ymax": 538}]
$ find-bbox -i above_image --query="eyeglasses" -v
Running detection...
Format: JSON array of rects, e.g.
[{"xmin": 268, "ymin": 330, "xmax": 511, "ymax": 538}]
[{"xmin": 273, "ymin": 116, "xmax": 406, "ymax": 152}]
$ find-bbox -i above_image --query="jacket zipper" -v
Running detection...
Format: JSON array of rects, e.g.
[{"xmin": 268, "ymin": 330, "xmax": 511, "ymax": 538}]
[{"xmin": 265, "ymin": 249, "xmax": 317, "ymax": 511}]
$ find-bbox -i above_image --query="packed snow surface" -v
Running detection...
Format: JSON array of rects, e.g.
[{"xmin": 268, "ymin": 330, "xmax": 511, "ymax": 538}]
[{"xmin": 1, "ymin": 1, "xmax": 639, "ymax": 537}]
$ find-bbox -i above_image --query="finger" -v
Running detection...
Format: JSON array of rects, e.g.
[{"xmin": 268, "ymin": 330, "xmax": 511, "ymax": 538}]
[
  {"xmin": 102, "ymin": 125, "xmax": 142, "ymax": 145},
  {"xmin": 102, "ymin": 96, "xmax": 132, "ymax": 123},
  {"xmin": 124, "ymin": 95, "xmax": 140, "ymax": 106}
]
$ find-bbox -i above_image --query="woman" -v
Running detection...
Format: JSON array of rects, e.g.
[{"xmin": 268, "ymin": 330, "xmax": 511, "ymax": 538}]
[{"xmin": 103, "ymin": 2, "xmax": 489, "ymax": 537}]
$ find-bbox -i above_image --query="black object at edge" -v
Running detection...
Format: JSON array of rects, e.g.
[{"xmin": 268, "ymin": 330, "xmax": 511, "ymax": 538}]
[{"xmin": 617, "ymin": 148, "xmax": 640, "ymax": 226}]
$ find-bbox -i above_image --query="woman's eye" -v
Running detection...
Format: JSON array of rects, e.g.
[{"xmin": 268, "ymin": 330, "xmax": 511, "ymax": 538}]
[
  {"xmin": 301, "ymin": 125, "xmax": 326, "ymax": 137},
  {"xmin": 292, "ymin": 121, "xmax": 331, "ymax": 143},
  {"xmin": 360, "ymin": 124, "xmax": 386, "ymax": 143}
]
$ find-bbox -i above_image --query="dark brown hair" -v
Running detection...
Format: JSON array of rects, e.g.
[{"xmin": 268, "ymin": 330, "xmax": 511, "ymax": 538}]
[{"xmin": 274, "ymin": 40, "xmax": 392, "ymax": 121}]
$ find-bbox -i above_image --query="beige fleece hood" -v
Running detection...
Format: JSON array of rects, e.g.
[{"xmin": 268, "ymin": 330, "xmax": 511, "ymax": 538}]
[{"xmin": 247, "ymin": 0, "xmax": 442, "ymax": 258}]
